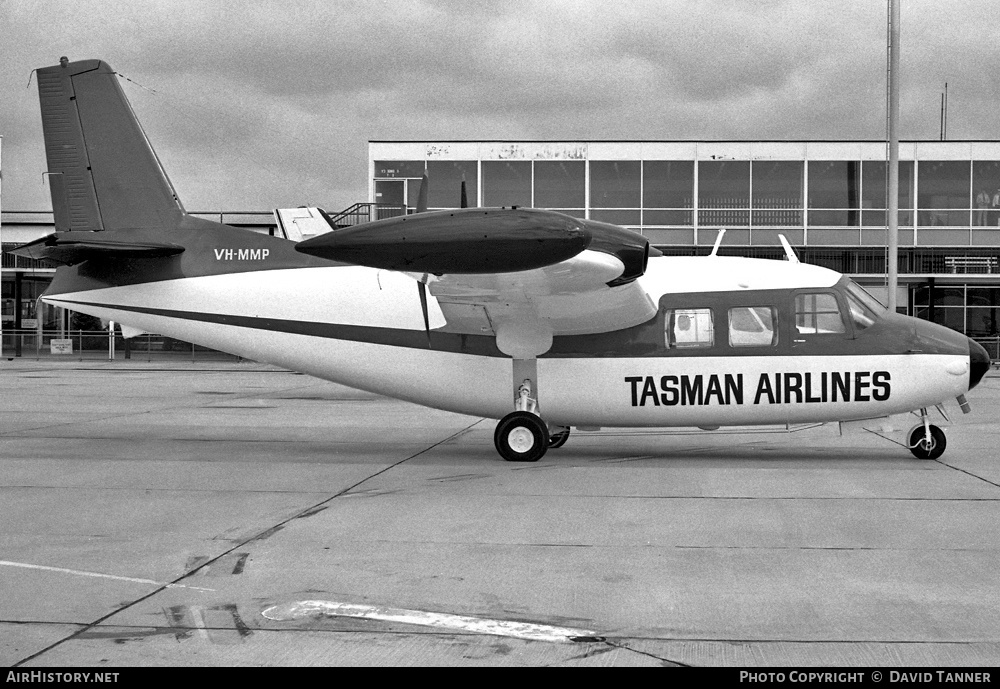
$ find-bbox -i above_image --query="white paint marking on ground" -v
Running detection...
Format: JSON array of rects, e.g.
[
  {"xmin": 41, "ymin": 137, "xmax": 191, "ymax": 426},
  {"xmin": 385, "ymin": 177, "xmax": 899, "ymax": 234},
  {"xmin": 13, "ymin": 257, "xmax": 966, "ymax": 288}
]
[
  {"xmin": 261, "ymin": 600, "xmax": 597, "ymax": 643},
  {"xmin": 0, "ymin": 560, "xmax": 215, "ymax": 592},
  {"xmin": 188, "ymin": 605, "xmax": 211, "ymax": 640}
]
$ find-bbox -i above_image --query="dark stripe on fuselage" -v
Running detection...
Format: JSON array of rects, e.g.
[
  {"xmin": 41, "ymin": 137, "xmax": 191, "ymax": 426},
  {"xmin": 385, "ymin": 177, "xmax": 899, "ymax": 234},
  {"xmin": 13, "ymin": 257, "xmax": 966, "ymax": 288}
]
[
  {"xmin": 54, "ymin": 288, "xmax": 970, "ymax": 361},
  {"xmin": 56, "ymin": 299, "xmax": 507, "ymax": 357}
]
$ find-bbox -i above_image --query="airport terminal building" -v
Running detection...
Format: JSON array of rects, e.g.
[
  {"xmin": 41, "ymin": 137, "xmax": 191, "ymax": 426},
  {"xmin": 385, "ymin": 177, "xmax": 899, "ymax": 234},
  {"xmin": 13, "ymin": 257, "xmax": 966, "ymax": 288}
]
[
  {"xmin": 369, "ymin": 140, "xmax": 1000, "ymax": 343},
  {"xmin": 4, "ymin": 139, "xmax": 1000, "ymax": 354}
]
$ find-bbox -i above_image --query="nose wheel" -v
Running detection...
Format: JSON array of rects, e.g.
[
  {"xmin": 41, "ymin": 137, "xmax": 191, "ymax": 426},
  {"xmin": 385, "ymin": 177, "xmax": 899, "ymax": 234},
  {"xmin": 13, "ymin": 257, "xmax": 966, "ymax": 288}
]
[{"xmin": 908, "ymin": 423, "xmax": 946, "ymax": 460}]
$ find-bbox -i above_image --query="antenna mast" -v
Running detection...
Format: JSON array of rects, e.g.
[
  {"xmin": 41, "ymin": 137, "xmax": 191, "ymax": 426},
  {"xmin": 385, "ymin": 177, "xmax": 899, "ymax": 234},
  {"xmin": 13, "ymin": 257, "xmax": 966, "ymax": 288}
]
[{"xmin": 939, "ymin": 82, "xmax": 948, "ymax": 140}]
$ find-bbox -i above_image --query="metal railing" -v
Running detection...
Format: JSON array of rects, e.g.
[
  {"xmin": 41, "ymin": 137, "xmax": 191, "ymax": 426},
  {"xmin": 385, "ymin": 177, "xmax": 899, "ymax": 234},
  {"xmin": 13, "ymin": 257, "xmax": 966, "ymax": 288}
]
[{"xmin": 324, "ymin": 203, "xmax": 408, "ymax": 227}]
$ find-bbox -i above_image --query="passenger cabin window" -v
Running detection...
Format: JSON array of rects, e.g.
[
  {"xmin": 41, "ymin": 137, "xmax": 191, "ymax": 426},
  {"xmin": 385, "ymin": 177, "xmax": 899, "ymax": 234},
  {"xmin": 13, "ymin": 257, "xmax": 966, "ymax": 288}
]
[
  {"xmin": 665, "ymin": 308, "xmax": 714, "ymax": 348},
  {"xmin": 795, "ymin": 293, "xmax": 846, "ymax": 335},
  {"xmin": 729, "ymin": 306, "xmax": 777, "ymax": 347}
]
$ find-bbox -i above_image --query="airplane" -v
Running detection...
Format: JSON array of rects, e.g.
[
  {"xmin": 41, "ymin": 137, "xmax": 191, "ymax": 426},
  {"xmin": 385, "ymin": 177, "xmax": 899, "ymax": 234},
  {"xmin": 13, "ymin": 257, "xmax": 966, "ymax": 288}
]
[{"xmin": 13, "ymin": 58, "xmax": 991, "ymax": 463}]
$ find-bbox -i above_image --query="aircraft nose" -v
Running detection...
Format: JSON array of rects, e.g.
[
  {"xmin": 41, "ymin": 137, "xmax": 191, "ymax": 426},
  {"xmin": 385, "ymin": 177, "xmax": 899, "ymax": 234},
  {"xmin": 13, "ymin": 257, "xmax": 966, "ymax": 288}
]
[{"xmin": 968, "ymin": 338, "xmax": 991, "ymax": 391}]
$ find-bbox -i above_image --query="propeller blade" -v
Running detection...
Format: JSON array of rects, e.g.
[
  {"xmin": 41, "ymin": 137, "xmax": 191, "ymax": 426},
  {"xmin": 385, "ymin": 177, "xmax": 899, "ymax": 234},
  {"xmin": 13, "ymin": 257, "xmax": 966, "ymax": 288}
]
[
  {"xmin": 417, "ymin": 279, "xmax": 432, "ymax": 348},
  {"xmin": 460, "ymin": 180, "xmax": 468, "ymax": 209},
  {"xmin": 416, "ymin": 174, "xmax": 428, "ymax": 214}
]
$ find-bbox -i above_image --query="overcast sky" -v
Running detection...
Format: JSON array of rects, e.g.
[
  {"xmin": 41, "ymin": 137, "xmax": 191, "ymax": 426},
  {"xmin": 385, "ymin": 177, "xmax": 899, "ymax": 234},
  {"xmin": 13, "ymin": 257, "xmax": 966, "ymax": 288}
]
[{"xmin": 2, "ymin": 0, "xmax": 998, "ymax": 214}]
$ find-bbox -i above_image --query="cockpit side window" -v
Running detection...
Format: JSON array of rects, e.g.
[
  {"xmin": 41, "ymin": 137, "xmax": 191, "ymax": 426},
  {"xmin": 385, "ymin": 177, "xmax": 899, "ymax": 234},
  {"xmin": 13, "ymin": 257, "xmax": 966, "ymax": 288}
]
[
  {"xmin": 795, "ymin": 293, "xmax": 846, "ymax": 335},
  {"xmin": 845, "ymin": 291, "xmax": 878, "ymax": 331},
  {"xmin": 664, "ymin": 308, "xmax": 715, "ymax": 348},
  {"xmin": 844, "ymin": 281, "xmax": 885, "ymax": 331}
]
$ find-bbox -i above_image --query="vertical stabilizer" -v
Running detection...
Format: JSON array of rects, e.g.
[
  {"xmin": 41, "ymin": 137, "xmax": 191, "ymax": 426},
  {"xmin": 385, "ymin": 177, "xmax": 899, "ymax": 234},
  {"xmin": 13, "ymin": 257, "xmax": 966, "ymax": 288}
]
[{"xmin": 36, "ymin": 58, "xmax": 184, "ymax": 232}]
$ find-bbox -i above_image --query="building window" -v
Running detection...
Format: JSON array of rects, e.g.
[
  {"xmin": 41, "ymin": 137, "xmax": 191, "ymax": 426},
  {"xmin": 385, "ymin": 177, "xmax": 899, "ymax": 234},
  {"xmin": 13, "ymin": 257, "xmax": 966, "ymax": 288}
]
[
  {"xmin": 698, "ymin": 161, "xmax": 750, "ymax": 226},
  {"xmin": 808, "ymin": 161, "xmax": 860, "ymax": 226},
  {"xmin": 482, "ymin": 161, "xmax": 531, "ymax": 207},
  {"xmin": 590, "ymin": 161, "xmax": 640, "ymax": 208},
  {"xmin": 426, "ymin": 161, "xmax": 477, "ymax": 209},
  {"xmin": 966, "ymin": 287, "xmax": 999, "ymax": 337},
  {"xmin": 534, "ymin": 160, "xmax": 585, "ymax": 212},
  {"xmin": 751, "ymin": 161, "xmax": 803, "ymax": 227},
  {"xmin": 643, "ymin": 161, "xmax": 693, "ymax": 226},
  {"xmin": 860, "ymin": 160, "xmax": 914, "ymax": 227},
  {"xmin": 972, "ymin": 162, "xmax": 1000, "ymax": 227},
  {"xmin": 911, "ymin": 285, "xmax": 983, "ymax": 335},
  {"xmin": 374, "ymin": 160, "xmax": 426, "ymax": 212},
  {"xmin": 589, "ymin": 160, "xmax": 641, "ymax": 225},
  {"xmin": 917, "ymin": 161, "xmax": 970, "ymax": 226}
]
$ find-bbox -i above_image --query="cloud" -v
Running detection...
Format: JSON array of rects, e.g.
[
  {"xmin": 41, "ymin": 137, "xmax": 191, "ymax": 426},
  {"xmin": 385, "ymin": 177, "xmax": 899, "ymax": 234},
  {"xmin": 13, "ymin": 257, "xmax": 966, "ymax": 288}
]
[{"xmin": 2, "ymin": 0, "xmax": 998, "ymax": 214}]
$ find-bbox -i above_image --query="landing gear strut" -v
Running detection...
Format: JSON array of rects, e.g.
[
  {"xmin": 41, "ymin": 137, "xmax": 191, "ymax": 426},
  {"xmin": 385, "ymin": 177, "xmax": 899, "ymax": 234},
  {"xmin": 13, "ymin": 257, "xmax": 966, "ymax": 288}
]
[
  {"xmin": 494, "ymin": 379, "xmax": 549, "ymax": 462},
  {"xmin": 908, "ymin": 408, "xmax": 947, "ymax": 460}
]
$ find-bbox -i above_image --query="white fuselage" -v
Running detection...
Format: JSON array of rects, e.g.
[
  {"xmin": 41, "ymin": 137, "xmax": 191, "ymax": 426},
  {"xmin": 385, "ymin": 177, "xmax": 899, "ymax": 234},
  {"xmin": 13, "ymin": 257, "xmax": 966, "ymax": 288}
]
[{"xmin": 44, "ymin": 256, "xmax": 970, "ymax": 428}]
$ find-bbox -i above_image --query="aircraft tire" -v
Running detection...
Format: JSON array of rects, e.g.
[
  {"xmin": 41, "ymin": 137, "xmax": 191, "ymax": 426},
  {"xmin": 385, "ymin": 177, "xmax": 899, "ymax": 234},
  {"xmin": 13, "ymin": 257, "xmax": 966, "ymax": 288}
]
[
  {"xmin": 908, "ymin": 424, "xmax": 946, "ymax": 460},
  {"xmin": 495, "ymin": 412, "xmax": 549, "ymax": 462},
  {"xmin": 548, "ymin": 428, "xmax": 570, "ymax": 449}
]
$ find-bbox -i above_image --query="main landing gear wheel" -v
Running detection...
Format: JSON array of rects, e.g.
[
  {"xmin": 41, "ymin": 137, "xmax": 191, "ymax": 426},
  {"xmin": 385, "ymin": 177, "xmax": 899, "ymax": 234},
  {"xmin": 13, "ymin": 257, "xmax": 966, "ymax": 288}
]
[
  {"xmin": 495, "ymin": 411, "xmax": 549, "ymax": 462},
  {"xmin": 909, "ymin": 424, "xmax": 946, "ymax": 460},
  {"xmin": 548, "ymin": 428, "xmax": 570, "ymax": 449}
]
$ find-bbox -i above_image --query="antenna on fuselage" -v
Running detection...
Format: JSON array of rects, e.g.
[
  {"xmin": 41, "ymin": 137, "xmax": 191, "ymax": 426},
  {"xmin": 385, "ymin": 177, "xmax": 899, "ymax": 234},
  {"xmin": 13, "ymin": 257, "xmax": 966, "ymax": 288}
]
[
  {"xmin": 778, "ymin": 234, "xmax": 800, "ymax": 263},
  {"xmin": 709, "ymin": 228, "xmax": 726, "ymax": 257}
]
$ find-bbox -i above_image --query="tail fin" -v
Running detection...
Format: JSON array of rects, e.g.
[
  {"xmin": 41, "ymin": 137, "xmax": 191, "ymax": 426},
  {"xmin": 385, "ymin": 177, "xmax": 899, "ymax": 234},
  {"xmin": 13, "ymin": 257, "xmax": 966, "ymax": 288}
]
[{"xmin": 36, "ymin": 58, "xmax": 184, "ymax": 232}]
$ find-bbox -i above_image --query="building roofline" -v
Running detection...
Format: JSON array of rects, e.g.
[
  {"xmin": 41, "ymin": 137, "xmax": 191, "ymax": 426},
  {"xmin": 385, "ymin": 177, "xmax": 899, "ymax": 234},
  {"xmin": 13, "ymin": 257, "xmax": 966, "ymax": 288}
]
[{"xmin": 369, "ymin": 139, "xmax": 1000, "ymax": 144}]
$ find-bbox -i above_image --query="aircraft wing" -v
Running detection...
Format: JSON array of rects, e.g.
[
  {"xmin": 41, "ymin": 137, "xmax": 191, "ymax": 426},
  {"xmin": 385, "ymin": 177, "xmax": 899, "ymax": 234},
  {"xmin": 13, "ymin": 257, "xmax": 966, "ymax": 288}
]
[
  {"xmin": 422, "ymin": 250, "xmax": 656, "ymax": 336},
  {"xmin": 295, "ymin": 207, "xmax": 660, "ymax": 338}
]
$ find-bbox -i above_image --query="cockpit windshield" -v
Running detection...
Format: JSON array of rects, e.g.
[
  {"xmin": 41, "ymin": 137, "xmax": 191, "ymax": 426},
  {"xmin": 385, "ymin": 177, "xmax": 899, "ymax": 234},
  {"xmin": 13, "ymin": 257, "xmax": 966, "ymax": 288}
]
[{"xmin": 844, "ymin": 280, "xmax": 886, "ymax": 331}]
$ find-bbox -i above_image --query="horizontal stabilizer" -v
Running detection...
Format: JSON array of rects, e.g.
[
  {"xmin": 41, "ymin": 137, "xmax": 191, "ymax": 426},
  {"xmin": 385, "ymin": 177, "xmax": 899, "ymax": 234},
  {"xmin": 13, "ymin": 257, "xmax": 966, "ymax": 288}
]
[
  {"xmin": 295, "ymin": 207, "xmax": 589, "ymax": 274},
  {"xmin": 10, "ymin": 231, "xmax": 184, "ymax": 266}
]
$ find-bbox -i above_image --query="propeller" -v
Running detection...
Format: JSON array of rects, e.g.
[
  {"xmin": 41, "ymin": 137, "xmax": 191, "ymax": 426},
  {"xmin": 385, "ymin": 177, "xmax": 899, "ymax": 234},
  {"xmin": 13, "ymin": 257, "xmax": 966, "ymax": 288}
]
[
  {"xmin": 416, "ymin": 173, "xmax": 429, "ymax": 214},
  {"xmin": 410, "ymin": 174, "xmax": 467, "ymax": 347},
  {"xmin": 417, "ymin": 277, "xmax": 432, "ymax": 348}
]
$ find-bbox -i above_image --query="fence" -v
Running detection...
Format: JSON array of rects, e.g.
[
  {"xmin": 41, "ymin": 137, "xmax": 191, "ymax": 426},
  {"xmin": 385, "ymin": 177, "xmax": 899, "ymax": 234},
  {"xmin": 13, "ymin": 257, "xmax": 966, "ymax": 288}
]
[{"xmin": 1, "ymin": 329, "xmax": 246, "ymax": 362}]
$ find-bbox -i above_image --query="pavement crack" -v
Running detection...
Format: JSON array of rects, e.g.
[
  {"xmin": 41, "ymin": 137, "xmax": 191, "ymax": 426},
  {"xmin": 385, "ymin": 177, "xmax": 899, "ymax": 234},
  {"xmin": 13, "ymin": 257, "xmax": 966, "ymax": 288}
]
[
  {"xmin": 603, "ymin": 639, "xmax": 690, "ymax": 667},
  {"xmin": 9, "ymin": 417, "xmax": 485, "ymax": 667},
  {"xmin": 935, "ymin": 460, "xmax": 1000, "ymax": 491}
]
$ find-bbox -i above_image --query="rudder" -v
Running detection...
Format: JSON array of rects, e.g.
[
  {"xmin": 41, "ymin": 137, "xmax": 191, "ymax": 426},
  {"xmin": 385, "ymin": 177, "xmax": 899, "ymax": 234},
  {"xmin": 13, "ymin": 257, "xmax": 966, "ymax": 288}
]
[{"xmin": 36, "ymin": 58, "xmax": 184, "ymax": 232}]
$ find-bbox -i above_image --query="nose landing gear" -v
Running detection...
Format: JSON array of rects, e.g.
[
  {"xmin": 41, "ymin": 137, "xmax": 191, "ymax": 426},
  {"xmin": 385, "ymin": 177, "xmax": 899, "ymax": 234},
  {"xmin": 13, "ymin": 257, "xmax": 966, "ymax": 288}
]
[{"xmin": 908, "ymin": 408, "xmax": 947, "ymax": 460}]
